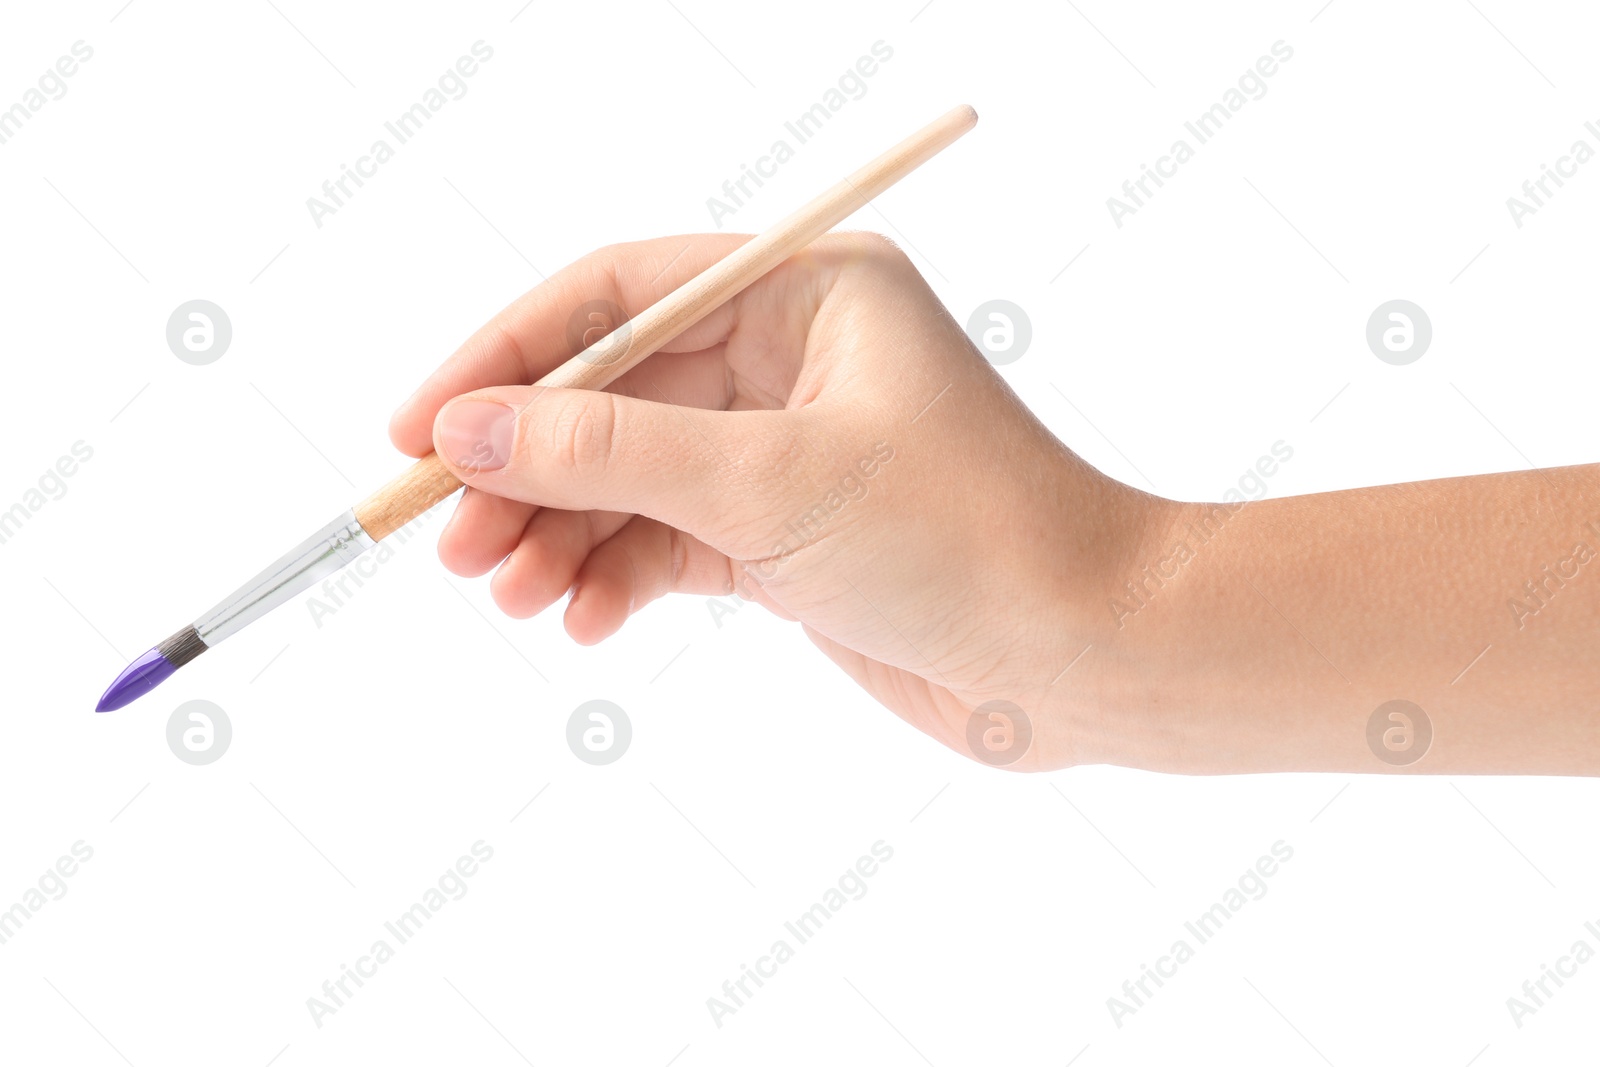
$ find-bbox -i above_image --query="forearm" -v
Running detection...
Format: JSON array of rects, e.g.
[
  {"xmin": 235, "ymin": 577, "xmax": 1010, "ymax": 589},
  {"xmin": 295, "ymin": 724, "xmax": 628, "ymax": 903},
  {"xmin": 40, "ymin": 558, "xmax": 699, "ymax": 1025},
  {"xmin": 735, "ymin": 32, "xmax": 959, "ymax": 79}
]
[{"xmin": 1104, "ymin": 464, "xmax": 1600, "ymax": 774}]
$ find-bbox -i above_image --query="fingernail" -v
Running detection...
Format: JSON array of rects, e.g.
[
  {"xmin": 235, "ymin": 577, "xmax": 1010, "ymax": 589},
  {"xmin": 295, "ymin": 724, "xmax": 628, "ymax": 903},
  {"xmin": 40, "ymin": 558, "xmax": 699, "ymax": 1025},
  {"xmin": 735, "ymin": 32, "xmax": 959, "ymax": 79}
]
[{"xmin": 440, "ymin": 400, "xmax": 516, "ymax": 473}]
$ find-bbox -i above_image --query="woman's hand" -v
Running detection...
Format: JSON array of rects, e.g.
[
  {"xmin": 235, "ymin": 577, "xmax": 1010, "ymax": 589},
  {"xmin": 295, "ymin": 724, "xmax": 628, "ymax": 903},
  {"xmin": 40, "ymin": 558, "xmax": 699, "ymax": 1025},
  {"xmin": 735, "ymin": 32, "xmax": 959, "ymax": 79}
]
[
  {"xmin": 394, "ymin": 231, "xmax": 1600, "ymax": 776},
  {"xmin": 390, "ymin": 233, "xmax": 1164, "ymax": 771}
]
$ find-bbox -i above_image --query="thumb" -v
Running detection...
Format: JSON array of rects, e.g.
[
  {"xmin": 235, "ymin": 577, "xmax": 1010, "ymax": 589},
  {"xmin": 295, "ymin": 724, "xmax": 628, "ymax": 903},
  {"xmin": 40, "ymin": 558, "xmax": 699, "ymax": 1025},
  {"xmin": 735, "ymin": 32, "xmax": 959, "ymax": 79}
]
[{"xmin": 433, "ymin": 385, "xmax": 806, "ymax": 555}]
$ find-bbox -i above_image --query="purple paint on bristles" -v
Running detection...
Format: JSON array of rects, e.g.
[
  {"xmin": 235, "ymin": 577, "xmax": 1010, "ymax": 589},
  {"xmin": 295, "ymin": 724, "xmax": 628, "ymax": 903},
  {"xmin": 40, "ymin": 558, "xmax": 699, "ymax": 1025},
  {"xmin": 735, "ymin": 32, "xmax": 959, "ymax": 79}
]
[{"xmin": 95, "ymin": 648, "xmax": 176, "ymax": 713}]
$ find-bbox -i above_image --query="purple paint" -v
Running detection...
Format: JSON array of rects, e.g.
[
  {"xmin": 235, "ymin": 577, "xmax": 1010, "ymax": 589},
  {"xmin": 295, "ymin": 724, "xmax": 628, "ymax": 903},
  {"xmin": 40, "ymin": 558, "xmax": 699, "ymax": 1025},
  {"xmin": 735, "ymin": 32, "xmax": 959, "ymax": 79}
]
[{"xmin": 95, "ymin": 647, "xmax": 176, "ymax": 712}]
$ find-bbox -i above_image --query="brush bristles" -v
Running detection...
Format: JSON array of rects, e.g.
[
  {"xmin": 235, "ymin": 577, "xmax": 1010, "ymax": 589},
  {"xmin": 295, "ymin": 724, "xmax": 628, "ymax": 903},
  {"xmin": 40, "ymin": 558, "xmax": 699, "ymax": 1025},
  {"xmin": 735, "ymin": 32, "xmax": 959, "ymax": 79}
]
[{"xmin": 157, "ymin": 626, "xmax": 208, "ymax": 669}]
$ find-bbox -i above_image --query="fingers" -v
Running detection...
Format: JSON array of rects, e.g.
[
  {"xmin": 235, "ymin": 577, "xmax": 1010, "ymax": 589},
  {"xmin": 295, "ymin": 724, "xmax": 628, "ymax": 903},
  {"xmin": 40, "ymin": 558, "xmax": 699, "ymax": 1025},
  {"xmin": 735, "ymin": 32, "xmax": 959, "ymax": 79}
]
[
  {"xmin": 488, "ymin": 507, "xmax": 631, "ymax": 618},
  {"xmin": 564, "ymin": 517, "xmax": 734, "ymax": 644},
  {"xmin": 432, "ymin": 385, "xmax": 814, "ymax": 557},
  {"xmin": 436, "ymin": 488, "xmax": 538, "ymax": 577},
  {"xmin": 474, "ymin": 507, "xmax": 734, "ymax": 641},
  {"xmin": 390, "ymin": 234, "xmax": 754, "ymax": 456}
]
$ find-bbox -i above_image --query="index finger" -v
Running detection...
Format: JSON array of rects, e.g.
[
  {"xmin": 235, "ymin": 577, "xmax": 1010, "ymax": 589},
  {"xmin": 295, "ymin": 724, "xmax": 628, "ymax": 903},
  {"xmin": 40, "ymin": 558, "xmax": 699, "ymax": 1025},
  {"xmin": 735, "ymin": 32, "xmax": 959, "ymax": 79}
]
[{"xmin": 388, "ymin": 233, "xmax": 753, "ymax": 457}]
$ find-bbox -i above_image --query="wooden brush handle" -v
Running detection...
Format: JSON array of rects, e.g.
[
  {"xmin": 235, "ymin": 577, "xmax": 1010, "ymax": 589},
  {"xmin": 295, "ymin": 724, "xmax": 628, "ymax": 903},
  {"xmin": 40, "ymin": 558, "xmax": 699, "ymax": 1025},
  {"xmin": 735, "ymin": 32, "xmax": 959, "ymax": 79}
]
[
  {"xmin": 354, "ymin": 104, "xmax": 978, "ymax": 542},
  {"xmin": 354, "ymin": 453, "xmax": 461, "ymax": 540}
]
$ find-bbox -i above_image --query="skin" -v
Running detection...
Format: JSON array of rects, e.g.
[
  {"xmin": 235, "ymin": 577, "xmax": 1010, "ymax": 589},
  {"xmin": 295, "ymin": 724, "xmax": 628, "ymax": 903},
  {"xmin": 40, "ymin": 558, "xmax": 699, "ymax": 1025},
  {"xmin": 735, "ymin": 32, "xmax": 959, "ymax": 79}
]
[{"xmin": 390, "ymin": 232, "xmax": 1600, "ymax": 775}]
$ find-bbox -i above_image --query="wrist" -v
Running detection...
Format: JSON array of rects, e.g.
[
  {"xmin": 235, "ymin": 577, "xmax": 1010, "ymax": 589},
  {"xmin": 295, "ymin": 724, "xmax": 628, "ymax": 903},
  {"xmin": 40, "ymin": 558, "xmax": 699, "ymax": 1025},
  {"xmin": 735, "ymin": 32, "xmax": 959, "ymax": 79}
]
[
  {"xmin": 1086, "ymin": 496, "xmax": 1235, "ymax": 770},
  {"xmin": 1028, "ymin": 466, "xmax": 1191, "ymax": 770},
  {"xmin": 1080, "ymin": 494, "xmax": 1294, "ymax": 774}
]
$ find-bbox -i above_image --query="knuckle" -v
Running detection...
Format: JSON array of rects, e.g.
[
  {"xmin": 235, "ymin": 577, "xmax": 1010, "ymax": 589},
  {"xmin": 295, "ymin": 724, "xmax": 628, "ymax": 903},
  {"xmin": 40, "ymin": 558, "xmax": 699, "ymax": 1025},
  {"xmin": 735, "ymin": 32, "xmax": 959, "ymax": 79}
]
[
  {"xmin": 856, "ymin": 231, "xmax": 912, "ymax": 269},
  {"xmin": 546, "ymin": 392, "xmax": 619, "ymax": 476}
]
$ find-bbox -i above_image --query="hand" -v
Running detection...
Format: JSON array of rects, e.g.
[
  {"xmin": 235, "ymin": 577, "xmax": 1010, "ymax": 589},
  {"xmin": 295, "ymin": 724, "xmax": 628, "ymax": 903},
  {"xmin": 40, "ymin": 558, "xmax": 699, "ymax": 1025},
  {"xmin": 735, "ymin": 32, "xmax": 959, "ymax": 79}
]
[
  {"xmin": 392, "ymin": 233, "xmax": 1600, "ymax": 776},
  {"xmin": 390, "ymin": 233, "xmax": 1162, "ymax": 771}
]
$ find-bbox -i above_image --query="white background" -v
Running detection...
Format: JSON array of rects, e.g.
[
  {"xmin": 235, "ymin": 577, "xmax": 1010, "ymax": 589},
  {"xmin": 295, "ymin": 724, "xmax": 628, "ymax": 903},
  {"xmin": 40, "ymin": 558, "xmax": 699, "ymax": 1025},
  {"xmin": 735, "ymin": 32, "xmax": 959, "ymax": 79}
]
[{"xmin": 1, "ymin": 0, "xmax": 1598, "ymax": 1063}]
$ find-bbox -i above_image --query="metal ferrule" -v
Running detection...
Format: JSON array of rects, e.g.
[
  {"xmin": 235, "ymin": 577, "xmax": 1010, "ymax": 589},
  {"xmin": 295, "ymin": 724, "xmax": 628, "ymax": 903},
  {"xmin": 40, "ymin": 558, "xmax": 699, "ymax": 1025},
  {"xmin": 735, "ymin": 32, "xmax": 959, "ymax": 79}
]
[{"xmin": 193, "ymin": 509, "xmax": 374, "ymax": 645}]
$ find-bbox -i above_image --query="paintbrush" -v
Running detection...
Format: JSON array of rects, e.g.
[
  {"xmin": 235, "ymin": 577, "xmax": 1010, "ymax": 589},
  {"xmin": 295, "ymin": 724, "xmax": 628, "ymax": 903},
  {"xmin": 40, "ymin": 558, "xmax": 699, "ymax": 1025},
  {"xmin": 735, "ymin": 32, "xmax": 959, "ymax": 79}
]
[{"xmin": 94, "ymin": 104, "xmax": 979, "ymax": 712}]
